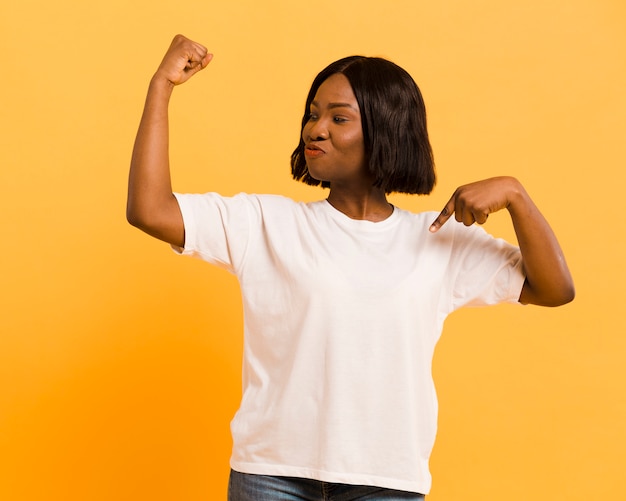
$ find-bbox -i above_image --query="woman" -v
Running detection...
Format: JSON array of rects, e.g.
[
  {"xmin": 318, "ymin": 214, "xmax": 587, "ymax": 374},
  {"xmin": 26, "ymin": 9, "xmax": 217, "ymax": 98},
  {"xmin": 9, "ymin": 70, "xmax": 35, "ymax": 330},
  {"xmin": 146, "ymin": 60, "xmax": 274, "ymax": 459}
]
[{"xmin": 127, "ymin": 35, "xmax": 574, "ymax": 500}]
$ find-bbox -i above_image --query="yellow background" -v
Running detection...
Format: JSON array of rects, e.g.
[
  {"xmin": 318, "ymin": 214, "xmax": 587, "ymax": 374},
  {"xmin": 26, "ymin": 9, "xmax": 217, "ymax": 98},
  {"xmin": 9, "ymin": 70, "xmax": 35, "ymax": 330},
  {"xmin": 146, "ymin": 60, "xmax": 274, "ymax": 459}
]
[{"xmin": 1, "ymin": 1, "xmax": 625, "ymax": 499}]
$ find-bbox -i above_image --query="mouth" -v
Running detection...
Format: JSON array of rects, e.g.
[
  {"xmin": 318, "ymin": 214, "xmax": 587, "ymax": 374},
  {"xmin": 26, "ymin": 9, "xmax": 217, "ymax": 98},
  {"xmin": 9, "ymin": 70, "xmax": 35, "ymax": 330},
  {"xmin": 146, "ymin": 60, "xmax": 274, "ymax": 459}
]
[{"xmin": 304, "ymin": 144, "xmax": 325, "ymax": 158}]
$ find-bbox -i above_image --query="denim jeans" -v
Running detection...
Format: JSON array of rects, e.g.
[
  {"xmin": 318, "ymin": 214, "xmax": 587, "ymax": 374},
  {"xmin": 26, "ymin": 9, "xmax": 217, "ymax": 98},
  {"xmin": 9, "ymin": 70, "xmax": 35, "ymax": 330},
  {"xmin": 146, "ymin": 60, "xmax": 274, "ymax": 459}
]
[{"xmin": 228, "ymin": 470, "xmax": 425, "ymax": 501}]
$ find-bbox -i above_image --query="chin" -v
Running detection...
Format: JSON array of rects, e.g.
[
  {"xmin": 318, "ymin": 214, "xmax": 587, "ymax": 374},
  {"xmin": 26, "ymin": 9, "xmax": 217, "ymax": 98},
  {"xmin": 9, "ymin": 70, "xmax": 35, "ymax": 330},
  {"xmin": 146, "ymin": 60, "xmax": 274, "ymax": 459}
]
[{"xmin": 306, "ymin": 168, "xmax": 327, "ymax": 183}]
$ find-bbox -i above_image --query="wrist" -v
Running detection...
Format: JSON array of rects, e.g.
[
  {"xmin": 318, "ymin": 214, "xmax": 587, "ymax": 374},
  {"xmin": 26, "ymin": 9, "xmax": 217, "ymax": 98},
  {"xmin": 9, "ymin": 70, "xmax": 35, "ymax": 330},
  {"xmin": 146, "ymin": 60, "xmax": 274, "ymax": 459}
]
[
  {"xmin": 505, "ymin": 178, "xmax": 531, "ymax": 215},
  {"xmin": 149, "ymin": 72, "xmax": 175, "ymax": 97}
]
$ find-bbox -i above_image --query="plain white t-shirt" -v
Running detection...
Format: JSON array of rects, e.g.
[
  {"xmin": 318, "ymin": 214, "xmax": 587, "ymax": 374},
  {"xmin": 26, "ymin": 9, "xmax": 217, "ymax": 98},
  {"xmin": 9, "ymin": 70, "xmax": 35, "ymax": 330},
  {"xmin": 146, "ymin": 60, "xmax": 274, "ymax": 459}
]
[{"xmin": 173, "ymin": 192, "xmax": 525, "ymax": 494}]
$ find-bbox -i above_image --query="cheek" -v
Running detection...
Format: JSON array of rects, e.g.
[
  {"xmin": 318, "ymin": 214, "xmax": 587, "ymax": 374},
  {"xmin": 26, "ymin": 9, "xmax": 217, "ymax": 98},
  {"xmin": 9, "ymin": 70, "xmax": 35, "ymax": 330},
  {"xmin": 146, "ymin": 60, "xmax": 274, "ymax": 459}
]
[
  {"xmin": 301, "ymin": 125, "xmax": 309, "ymax": 141},
  {"xmin": 343, "ymin": 130, "xmax": 365, "ymax": 154}
]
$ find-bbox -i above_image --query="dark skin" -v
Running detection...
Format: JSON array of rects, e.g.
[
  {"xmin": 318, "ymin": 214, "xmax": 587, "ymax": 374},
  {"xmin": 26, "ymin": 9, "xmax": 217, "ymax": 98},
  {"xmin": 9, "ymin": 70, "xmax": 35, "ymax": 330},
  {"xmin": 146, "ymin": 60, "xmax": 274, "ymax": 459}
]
[
  {"xmin": 127, "ymin": 35, "xmax": 211, "ymax": 248},
  {"xmin": 429, "ymin": 176, "xmax": 574, "ymax": 306},
  {"xmin": 127, "ymin": 35, "xmax": 575, "ymax": 307},
  {"xmin": 302, "ymin": 73, "xmax": 393, "ymax": 222}
]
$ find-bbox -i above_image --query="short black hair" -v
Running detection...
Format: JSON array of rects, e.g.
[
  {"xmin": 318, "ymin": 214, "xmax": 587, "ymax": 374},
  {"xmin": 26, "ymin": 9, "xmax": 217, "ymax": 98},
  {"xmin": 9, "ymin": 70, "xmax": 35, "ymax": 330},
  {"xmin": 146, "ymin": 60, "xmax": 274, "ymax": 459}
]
[{"xmin": 291, "ymin": 56, "xmax": 435, "ymax": 194}]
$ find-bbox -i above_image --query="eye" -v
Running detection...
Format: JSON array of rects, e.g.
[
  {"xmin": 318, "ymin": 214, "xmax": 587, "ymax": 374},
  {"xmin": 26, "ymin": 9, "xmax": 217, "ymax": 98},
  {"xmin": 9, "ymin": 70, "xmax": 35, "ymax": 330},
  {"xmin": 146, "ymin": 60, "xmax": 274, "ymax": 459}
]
[
  {"xmin": 333, "ymin": 116, "xmax": 348, "ymax": 123},
  {"xmin": 307, "ymin": 112, "xmax": 318, "ymax": 121}
]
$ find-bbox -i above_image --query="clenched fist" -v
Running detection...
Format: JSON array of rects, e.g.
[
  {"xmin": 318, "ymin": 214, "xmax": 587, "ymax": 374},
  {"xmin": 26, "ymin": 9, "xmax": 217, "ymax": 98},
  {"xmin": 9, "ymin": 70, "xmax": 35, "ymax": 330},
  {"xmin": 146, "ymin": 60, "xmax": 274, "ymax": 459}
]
[{"xmin": 153, "ymin": 34, "xmax": 213, "ymax": 87}]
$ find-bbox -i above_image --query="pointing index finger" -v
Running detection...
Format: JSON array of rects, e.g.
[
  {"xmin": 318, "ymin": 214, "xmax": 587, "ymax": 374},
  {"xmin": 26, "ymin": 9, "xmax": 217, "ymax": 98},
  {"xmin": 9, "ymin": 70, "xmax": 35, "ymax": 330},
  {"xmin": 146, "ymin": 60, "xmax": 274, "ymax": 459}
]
[{"xmin": 429, "ymin": 201, "xmax": 454, "ymax": 233}]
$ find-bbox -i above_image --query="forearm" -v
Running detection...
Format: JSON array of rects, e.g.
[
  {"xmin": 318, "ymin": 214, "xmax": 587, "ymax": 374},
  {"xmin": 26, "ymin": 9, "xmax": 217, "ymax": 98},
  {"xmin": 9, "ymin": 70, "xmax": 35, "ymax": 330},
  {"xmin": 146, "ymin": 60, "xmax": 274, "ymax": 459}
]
[
  {"xmin": 126, "ymin": 76, "xmax": 183, "ymax": 245},
  {"xmin": 507, "ymin": 181, "xmax": 575, "ymax": 306}
]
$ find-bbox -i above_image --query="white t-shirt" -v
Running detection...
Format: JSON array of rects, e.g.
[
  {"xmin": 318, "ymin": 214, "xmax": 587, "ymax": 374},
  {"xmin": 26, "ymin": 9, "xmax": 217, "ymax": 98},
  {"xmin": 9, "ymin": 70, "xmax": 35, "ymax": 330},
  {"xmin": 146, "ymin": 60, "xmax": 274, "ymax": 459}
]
[{"xmin": 173, "ymin": 192, "xmax": 525, "ymax": 494}]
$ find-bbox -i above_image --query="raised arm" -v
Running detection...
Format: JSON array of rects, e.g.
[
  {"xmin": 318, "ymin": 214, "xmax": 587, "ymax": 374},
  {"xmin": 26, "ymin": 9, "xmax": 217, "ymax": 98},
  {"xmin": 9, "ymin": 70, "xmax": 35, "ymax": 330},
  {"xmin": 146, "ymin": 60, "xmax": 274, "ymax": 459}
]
[
  {"xmin": 126, "ymin": 35, "xmax": 213, "ymax": 247},
  {"xmin": 429, "ymin": 176, "xmax": 575, "ymax": 306}
]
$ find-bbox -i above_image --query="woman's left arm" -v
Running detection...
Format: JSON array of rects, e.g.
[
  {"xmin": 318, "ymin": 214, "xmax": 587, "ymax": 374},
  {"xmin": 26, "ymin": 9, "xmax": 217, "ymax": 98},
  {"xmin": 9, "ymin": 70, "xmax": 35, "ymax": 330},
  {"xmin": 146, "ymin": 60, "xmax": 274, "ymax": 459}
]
[{"xmin": 429, "ymin": 176, "xmax": 575, "ymax": 306}]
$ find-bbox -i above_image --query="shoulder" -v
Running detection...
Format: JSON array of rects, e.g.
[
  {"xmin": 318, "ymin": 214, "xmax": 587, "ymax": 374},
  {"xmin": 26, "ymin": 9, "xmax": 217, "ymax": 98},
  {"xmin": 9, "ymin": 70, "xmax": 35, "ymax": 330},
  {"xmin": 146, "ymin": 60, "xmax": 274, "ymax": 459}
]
[
  {"xmin": 175, "ymin": 192, "xmax": 305, "ymax": 212},
  {"xmin": 393, "ymin": 206, "xmax": 513, "ymax": 250},
  {"xmin": 245, "ymin": 194, "xmax": 331, "ymax": 216},
  {"xmin": 223, "ymin": 195, "xmax": 332, "ymax": 232},
  {"xmin": 393, "ymin": 207, "xmax": 441, "ymax": 231}
]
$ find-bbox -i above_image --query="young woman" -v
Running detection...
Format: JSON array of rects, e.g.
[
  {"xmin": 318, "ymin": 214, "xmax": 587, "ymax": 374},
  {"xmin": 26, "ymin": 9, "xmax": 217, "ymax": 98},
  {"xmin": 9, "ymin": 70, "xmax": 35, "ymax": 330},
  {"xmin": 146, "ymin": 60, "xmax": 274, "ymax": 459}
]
[{"xmin": 127, "ymin": 35, "xmax": 574, "ymax": 500}]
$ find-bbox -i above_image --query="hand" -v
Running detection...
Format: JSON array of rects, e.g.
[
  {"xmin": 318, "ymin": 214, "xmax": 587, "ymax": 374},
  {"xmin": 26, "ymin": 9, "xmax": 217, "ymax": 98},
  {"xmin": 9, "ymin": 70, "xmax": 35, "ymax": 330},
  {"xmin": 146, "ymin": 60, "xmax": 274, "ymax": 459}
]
[
  {"xmin": 429, "ymin": 176, "xmax": 522, "ymax": 233},
  {"xmin": 153, "ymin": 34, "xmax": 213, "ymax": 87},
  {"xmin": 428, "ymin": 176, "xmax": 574, "ymax": 305}
]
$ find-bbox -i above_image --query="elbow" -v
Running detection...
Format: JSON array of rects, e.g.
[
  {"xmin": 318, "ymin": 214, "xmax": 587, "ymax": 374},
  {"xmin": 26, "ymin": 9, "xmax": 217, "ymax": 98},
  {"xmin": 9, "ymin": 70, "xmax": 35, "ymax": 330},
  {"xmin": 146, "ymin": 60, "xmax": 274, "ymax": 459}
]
[
  {"xmin": 561, "ymin": 283, "xmax": 576, "ymax": 305},
  {"xmin": 553, "ymin": 272, "xmax": 576, "ymax": 306},
  {"xmin": 520, "ymin": 279, "xmax": 576, "ymax": 307},
  {"xmin": 547, "ymin": 284, "xmax": 576, "ymax": 307},
  {"xmin": 125, "ymin": 196, "xmax": 184, "ymax": 248},
  {"xmin": 126, "ymin": 204, "xmax": 142, "ymax": 229},
  {"xmin": 126, "ymin": 202, "xmax": 152, "ymax": 232}
]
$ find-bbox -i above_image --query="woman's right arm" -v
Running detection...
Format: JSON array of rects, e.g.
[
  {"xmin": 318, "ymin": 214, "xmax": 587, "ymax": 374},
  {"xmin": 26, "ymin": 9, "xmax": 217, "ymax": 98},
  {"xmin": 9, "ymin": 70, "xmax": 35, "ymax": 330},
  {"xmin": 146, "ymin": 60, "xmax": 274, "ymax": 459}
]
[{"xmin": 126, "ymin": 35, "xmax": 213, "ymax": 247}]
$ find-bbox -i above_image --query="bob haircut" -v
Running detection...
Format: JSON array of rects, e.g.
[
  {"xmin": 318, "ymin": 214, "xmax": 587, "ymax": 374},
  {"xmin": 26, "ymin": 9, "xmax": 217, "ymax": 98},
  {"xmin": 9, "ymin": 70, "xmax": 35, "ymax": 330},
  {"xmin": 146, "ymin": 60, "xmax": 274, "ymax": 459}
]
[{"xmin": 291, "ymin": 56, "xmax": 435, "ymax": 194}]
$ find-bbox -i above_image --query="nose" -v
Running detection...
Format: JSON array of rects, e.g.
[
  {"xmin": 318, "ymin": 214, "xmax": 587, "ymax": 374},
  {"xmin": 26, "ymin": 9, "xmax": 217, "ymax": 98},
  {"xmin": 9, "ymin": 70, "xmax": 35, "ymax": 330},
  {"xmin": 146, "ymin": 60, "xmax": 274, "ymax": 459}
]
[{"xmin": 305, "ymin": 118, "xmax": 329, "ymax": 141}]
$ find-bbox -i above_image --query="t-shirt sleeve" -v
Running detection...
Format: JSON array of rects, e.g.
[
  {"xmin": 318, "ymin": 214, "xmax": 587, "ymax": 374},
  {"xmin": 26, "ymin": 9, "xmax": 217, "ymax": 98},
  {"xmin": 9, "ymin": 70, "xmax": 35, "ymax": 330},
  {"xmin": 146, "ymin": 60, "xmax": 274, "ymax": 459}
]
[
  {"xmin": 448, "ymin": 223, "xmax": 526, "ymax": 310},
  {"xmin": 172, "ymin": 192, "xmax": 255, "ymax": 274}
]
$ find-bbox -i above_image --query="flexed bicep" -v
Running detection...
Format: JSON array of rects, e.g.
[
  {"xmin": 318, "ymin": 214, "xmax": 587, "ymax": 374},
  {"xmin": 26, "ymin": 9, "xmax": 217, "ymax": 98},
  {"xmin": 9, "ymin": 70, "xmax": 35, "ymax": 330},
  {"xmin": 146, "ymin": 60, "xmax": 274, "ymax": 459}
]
[{"xmin": 127, "ymin": 35, "xmax": 213, "ymax": 248}]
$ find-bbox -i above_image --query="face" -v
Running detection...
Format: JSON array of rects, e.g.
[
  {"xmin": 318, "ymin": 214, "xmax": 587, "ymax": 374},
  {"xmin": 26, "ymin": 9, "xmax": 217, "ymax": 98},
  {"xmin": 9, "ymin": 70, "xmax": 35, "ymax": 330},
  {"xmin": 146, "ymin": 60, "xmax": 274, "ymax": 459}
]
[{"xmin": 302, "ymin": 73, "xmax": 369, "ymax": 187}]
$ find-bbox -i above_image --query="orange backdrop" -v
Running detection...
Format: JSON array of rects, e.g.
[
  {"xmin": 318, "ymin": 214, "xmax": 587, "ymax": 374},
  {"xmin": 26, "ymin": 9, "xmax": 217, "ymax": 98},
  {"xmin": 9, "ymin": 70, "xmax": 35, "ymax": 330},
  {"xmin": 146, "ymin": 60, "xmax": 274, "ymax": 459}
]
[{"xmin": 1, "ymin": 1, "xmax": 625, "ymax": 500}]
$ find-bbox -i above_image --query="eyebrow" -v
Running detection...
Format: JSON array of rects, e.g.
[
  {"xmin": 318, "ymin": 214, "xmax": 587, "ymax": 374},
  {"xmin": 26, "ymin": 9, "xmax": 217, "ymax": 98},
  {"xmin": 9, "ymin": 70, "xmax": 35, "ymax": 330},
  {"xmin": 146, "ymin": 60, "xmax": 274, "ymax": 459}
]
[{"xmin": 310, "ymin": 100, "xmax": 359, "ymax": 112}]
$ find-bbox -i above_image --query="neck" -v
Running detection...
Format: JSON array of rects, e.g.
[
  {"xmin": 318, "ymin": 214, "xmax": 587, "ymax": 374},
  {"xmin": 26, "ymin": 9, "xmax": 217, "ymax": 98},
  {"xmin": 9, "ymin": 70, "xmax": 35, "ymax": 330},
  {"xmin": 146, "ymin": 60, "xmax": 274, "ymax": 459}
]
[{"xmin": 326, "ymin": 186, "xmax": 393, "ymax": 222}]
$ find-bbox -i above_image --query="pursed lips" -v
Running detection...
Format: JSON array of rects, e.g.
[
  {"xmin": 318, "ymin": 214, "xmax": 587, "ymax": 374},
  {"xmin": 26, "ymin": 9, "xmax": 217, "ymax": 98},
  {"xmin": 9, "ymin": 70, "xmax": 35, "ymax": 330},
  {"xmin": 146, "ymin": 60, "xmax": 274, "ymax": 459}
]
[{"xmin": 304, "ymin": 144, "xmax": 326, "ymax": 157}]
